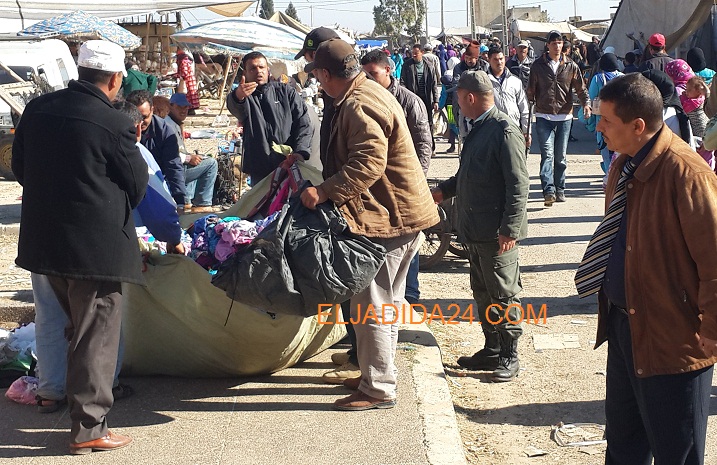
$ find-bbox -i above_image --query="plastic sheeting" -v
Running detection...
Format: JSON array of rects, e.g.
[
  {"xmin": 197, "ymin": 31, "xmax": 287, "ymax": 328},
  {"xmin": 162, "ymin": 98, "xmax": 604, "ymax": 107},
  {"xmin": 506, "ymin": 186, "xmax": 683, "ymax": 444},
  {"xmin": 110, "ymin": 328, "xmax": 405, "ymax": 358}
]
[
  {"xmin": 19, "ymin": 10, "xmax": 141, "ymax": 50},
  {"xmin": 121, "ymin": 163, "xmax": 347, "ymax": 377},
  {"xmin": 171, "ymin": 16, "xmax": 305, "ymax": 61},
  {"xmin": 602, "ymin": 0, "xmax": 712, "ymax": 57}
]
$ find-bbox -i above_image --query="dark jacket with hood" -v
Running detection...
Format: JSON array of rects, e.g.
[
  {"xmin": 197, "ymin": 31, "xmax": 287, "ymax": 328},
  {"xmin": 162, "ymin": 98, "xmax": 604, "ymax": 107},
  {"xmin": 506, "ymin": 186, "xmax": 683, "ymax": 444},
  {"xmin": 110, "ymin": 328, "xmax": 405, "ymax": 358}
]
[
  {"xmin": 388, "ymin": 75, "xmax": 432, "ymax": 176},
  {"xmin": 12, "ymin": 80, "xmax": 148, "ymax": 284},
  {"xmin": 227, "ymin": 81, "xmax": 313, "ymax": 182}
]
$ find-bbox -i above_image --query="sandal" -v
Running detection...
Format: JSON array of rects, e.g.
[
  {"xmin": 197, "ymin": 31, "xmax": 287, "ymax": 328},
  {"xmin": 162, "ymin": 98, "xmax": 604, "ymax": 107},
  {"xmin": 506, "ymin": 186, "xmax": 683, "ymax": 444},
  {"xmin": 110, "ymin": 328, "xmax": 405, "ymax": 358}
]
[
  {"xmin": 36, "ymin": 395, "xmax": 66, "ymax": 414},
  {"xmin": 112, "ymin": 383, "xmax": 134, "ymax": 401}
]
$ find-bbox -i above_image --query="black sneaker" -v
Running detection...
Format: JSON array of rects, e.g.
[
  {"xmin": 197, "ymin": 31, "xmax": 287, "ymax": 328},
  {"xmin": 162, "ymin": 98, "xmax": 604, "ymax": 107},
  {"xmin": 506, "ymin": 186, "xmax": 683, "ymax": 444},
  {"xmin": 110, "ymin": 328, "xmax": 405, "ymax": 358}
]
[{"xmin": 556, "ymin": 192, "xmax": 566, "ymax": 202}]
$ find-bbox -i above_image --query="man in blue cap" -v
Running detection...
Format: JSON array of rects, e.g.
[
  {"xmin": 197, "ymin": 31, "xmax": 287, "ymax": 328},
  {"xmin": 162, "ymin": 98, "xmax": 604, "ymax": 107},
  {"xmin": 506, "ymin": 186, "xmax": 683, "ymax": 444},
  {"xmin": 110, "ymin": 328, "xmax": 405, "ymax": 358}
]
[{"xmin": 164, "ymin": 92, "xmax": 218, "ymax": 213}]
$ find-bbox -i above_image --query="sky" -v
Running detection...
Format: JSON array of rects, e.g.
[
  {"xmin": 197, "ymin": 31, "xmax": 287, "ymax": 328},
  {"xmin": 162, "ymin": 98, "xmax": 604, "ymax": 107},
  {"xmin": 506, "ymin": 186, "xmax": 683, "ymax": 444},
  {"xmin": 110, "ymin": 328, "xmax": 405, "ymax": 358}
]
[{"xmin": 182, "ymin": 0, "xmax": 619, "ymax": 34}]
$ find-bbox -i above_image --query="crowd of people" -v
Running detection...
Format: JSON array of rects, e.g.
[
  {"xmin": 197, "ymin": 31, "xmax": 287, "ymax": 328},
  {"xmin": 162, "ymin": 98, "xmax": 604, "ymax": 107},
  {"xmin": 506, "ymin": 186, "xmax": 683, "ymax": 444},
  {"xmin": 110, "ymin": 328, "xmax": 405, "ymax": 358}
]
[{"xmin": 8, "ymin": 25, "xmax": 717, "ymax": 464}]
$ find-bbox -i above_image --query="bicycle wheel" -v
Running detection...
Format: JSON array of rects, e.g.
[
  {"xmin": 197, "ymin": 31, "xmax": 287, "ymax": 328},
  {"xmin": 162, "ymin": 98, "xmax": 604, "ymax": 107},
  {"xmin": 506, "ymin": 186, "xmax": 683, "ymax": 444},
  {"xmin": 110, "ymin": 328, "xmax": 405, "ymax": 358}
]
[
  {"xmin": 448, "ymin": 239, "xmax": 470, "ymax": 259},
  {"xmin": 419, "ymin": 205, "xmax": 450, "ymax": 270}
]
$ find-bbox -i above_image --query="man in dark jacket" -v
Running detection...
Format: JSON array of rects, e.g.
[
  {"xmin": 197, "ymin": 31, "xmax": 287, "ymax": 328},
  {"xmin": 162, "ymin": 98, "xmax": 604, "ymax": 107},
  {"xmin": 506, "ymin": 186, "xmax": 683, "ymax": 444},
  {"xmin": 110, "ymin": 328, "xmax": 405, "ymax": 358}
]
[
  {"xmin": 12, "ymin": 40, "xmax": 147, "ymax": 454},
  {"xmin": 433, "ymin": 71, "xmax": 529, "ymax": 382},
  {"xmin": 506, "ymin": 40, "xmax": 533, "ymax": 91},
  {"xmin": 639, "ymin": 33, "xmax": 673, "ymax": 72},
  {"xmin": 126, "ymin": 90, "xmax": 186, "ymax": 209},
  {"xmin": 527, "ymin": 31, "xmax": 589, "ymax": 206},
  {"xmin": 401, "ymin": 43, "xmax": 441, "ymax": 148},
  {"xmin": 227, "ymin": 51, "xmax": 313, "ymax": 184},
  {"xmin": 586, "ymin": 36, "xmax": 602, "ymax": 66},
  {"xmin": 450, "ymin": 41, "xmax": 489, "ymax": 137},
  {"xmin": 296, "ymin": 27, "xmax": 340, "ymax": 167}
]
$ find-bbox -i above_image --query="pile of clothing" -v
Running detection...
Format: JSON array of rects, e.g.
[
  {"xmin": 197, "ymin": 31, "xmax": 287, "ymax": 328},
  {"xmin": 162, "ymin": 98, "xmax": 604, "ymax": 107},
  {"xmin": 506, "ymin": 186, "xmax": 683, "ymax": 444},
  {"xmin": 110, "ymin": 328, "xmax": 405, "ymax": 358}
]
[{"xmin": 136, "ymin": 213, "xmax": 279, "ymax": 274}]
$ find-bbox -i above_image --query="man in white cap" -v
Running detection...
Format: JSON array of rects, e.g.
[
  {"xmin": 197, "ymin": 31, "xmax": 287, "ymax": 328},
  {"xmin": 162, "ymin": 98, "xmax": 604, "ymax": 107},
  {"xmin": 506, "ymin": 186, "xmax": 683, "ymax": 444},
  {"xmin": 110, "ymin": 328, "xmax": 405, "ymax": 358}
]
[{"xmin": 12, "ymin": 40, "xmax": 147, "ymax": 454}]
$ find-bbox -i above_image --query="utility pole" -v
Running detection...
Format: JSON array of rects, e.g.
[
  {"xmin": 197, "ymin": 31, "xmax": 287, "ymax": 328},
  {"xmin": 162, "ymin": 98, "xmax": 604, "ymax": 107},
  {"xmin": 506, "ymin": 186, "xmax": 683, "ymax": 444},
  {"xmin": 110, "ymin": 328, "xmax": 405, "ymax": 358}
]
[
  {"xmin": 466, "ymin": 0, "xmax": 469, "ymax": 27},
  {"xmin": 441, "ymin": 0, "xmax": 445, "ymax": 33},
  {"xmin": 425, "ymin": 0, "xmax": 429, "ymax": 42},
  {"xmin": 501, "ymin": 0, "xmax": 508, "ymax": 53},
  {"xmin": 310, "ymin": 6, "xmax": 313, "ymax": 27},
  {"xmin": 470, "ymin": 0, "xmax": 476, "ymax": 40}
]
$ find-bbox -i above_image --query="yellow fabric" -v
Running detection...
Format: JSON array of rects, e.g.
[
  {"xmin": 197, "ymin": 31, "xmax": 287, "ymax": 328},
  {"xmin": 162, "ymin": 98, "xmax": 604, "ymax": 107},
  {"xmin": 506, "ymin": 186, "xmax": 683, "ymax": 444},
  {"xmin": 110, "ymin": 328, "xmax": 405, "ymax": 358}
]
[{"xmin": 123, "ymin": 163, "xmax": 346, "ymax": 377}]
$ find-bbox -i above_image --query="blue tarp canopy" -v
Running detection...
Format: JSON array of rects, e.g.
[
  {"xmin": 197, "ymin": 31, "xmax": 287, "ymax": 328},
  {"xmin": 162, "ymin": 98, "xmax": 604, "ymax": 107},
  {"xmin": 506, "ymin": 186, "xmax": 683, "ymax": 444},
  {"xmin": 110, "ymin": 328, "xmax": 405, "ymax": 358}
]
[
  {"xmin": 171, "ymin": 16, "xmax": 305, "ymax": 61},
  {"xmin": 356, "ymin": 39, "xmax": 387, "ymax": 49},
  {"xmin": 18, "ymin": 10, "xmax": 141, "ymax": 50}
]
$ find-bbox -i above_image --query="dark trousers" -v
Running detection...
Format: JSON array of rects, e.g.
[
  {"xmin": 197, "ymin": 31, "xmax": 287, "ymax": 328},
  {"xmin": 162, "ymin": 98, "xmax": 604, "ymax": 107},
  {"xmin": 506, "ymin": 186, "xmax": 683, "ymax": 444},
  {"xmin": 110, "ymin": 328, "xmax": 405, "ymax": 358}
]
[
  {"xmin": 421, "ymin": 96, "xmax": 436, "ymax": 151},
  {"xmin": 467, "ymin": 242, "xmax": 523, "ymax": 339},
  {"xmin": 605, "ymin": 307, "xmax": 713, "ymax": 465},
  {"xmin": 47, "ymin": 276, "xmax": 123, "ymax": 444},
  {"xmin": 340, "ymin": 300, "xmax": 358, "ymax": 366}
]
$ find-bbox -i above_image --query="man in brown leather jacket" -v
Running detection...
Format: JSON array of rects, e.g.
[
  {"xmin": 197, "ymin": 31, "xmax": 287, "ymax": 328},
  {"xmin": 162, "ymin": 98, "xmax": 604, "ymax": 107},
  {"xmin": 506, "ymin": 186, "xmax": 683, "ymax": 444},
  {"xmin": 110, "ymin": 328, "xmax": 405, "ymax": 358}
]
[
  {"xmin": 301, "ymin": 39, "xmax": 439, "ymax": 411},
  {"xmin": 577, "ymin": 73, "xmax": 717, "ymax": 465},
  {"xmin": 527, "ymin": 30, "xmax": 589, "ymax": 206}
]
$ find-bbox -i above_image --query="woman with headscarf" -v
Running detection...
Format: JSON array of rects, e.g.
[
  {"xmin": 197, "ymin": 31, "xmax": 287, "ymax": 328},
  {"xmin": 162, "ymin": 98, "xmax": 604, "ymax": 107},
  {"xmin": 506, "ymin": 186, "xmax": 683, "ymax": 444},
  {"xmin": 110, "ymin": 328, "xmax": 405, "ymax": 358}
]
[
  {"xmin": 664, "ymin": 59, "xmax": 694, "ymax": 96},
  {"xmin": 437, "ymin": 44, "xmax": 449, "ymax": 76},
  {"xmin": 641, "ymin": 68, "xmax": 695, "ymax": 149},
  {"xmin": 589, "ymin": 53, "xmax": 623, "ymax": 174},
  {"xmin": 687, "ymin": 47, "xmax": 715, "ymax": 86},
  {"xmin": 446, "ymin": 44, "xmax": 457, "ymax": 58}
]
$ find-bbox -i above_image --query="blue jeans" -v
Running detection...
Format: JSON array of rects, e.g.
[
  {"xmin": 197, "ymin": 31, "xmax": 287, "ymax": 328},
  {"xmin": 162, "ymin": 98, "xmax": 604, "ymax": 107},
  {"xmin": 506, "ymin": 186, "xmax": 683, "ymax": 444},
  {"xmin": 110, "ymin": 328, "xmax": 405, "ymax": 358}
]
[
  {"xmin": 184, "ymin": 157, "xmax": 218, "ymax": 206},
  {"xmin": 535, "ymin": 118, "xmax": 571, "ymax": 195},
  {"xmin": 405, "ymin": 251, "xmax": 420, "ymax": 301},
  {"xmin": 32, "ymin": 273, "xmax": 122, "ymax": 400}
]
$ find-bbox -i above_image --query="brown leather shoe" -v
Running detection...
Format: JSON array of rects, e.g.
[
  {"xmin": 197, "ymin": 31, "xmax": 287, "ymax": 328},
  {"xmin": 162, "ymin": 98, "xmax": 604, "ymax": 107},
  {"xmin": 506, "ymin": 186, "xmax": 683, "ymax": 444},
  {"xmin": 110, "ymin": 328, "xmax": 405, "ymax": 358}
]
[
  {"xmin": 69, "ymin": 431, "xmax": 132, "ymax": 455},
  {"xmin": 334, "ymin": 391, "xmax": 396, "ymax": 411},
  {"xmin": 343, "ymin": 375, "xmax": 362, "ymax": 390}
]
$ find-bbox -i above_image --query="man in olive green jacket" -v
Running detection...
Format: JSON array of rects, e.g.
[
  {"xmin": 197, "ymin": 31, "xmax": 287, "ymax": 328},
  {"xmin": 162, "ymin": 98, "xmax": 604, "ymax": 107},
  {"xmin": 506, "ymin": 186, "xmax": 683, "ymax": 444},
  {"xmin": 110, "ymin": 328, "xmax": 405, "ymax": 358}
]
[
  {"xmin": 433, "ymin": 71, "xmax": 529, "ymax": 382},
  {"xmin": 301, "ymin": 39, "xmax": 439, "ymax": 410}
]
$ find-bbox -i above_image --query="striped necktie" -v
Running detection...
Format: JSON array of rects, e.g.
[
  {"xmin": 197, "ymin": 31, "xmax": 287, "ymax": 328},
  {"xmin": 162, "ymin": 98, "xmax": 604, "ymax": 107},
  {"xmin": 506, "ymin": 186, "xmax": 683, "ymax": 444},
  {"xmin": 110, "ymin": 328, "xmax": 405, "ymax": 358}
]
[{"xmin": 574, "ymin": 159, "xmax": 637, "ymax": 297}]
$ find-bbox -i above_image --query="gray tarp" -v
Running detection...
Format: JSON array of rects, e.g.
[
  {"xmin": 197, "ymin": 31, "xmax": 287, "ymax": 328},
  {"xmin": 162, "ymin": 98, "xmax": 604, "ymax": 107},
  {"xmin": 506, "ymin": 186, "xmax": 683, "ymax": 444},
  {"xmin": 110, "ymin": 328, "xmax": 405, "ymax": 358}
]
[{"xmin": 602, "ymin": 0, "xmax": 713, "ymax": 57}]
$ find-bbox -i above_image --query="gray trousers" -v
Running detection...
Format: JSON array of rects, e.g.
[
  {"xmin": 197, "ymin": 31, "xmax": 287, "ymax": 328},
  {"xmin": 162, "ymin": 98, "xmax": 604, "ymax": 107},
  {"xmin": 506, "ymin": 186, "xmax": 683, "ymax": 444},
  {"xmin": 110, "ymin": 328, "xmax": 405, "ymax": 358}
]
[
  {"xmin": 46, "ymin": 276, "xmax": 122, "ymax": 444},
  {"xmin": 467, "ymin": 242, "xmax": 523, "ymax": 339},
  {"xmin": 352, "ymin": 232, "xmax": 420, "ymax": 400}
]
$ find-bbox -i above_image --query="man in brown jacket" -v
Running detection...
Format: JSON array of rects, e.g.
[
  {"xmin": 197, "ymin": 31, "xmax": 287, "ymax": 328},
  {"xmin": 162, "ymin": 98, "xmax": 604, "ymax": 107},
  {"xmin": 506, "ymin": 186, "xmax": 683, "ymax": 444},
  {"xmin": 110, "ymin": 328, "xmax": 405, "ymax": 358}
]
[
  {"xmin": 575, "ymin": 73, "xmax": 717, "ymax": 464},
  {"xmin": 527, "ymin": 30, "xmax": 589, "ymax": 206},
  {"xmin": 301, "ymin": 39, "xmax": 439, "ymax": 410}
]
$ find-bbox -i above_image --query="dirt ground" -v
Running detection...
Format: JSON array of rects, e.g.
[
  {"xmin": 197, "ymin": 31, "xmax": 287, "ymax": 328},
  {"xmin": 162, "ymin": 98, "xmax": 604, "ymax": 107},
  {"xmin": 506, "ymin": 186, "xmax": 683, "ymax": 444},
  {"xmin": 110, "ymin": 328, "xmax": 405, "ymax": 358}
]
[{"xmin": 1, "ymin": 97, "xmax": 717, "ymax": 464}]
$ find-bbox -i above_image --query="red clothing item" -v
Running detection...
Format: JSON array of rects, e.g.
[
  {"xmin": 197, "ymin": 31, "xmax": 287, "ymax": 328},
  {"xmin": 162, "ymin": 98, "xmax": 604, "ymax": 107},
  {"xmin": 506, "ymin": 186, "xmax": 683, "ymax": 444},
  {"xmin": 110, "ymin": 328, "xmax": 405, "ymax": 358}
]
[{"xmin": 177, "ymin": 53, "xmax": 199, "ymax": 109}]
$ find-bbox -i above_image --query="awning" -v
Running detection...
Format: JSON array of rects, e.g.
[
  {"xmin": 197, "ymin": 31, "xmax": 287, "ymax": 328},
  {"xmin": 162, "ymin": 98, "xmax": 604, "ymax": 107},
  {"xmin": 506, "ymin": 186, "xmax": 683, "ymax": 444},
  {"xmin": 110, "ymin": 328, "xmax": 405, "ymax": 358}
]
[
  {"xmin": 0, "ymin": 1, "xmax": 232, "ymax": 20},
  {"xmin": 18, "ymin": 10, "xmax": 141, "ymax": 49},
  {"xmin": 206, "ymin": 1, "xmax": 254, "ymax": 17},
  {"xmin": 171, "ymin": 16, "xmax": 305, "ymax": 60}
]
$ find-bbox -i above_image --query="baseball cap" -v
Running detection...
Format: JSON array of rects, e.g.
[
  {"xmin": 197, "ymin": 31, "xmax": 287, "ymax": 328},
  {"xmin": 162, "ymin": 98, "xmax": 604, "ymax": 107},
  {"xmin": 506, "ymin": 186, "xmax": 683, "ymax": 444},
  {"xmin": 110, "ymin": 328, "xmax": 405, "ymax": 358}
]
[
  {"xmin": 649, "ymin": 33, "xmax": 665, "ymax": 48},
  {"xmin": 169, "ymin": 93, "xmax": 191, "ymax": 106},
  {"xmin": 78, "ymin": 40, "xmax": 127, "ymax": 77},
  {"xmin": 295, "ymin": 27, "xmax": 340, "ymax": 60},
  {"xmin": 546, "ymin": 30, "xmax": 562, "ymax": 43},
  {"xmin": 517, "ymin": 40, "xmax": 530, "ymax": 48},
  {"xmin": 479, "ymin": 44, "xmax": 489, "ymax": 53},
  {"xmin": 304, "ymin": 39, "xmax": 358, "ymax": 74},
  {"xmin": 456, "ymin": 70, "xmax": 493, "ymax": 94}
]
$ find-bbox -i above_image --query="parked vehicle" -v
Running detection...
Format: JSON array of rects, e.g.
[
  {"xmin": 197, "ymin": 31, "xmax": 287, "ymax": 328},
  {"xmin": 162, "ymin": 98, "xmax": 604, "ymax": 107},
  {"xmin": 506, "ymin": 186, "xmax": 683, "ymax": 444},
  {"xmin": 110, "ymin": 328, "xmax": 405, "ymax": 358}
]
[{"xmin": 0, "ymin": 36, "xmax": 78, "ymax": 180}]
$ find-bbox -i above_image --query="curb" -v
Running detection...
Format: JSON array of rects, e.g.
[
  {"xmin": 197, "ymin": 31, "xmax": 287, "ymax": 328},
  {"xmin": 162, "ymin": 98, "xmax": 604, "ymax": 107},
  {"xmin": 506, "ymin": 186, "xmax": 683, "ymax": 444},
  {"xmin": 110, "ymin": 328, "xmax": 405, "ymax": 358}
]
[
  {"xmin": 401, "ymin": 310, "xmax": 467, "ymax": 465},
  {"xmin": 0, "ymin": 223, "xmax": 19, "ymax": 236}
]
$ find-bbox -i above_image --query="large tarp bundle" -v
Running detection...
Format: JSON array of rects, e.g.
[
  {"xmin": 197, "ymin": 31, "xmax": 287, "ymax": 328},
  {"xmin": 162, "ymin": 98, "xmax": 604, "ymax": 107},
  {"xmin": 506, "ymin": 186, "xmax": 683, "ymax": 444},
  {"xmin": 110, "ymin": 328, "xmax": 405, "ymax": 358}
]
[{"xmin": 121, "ymin": 163, "xmax": 346, "ymax": 377}]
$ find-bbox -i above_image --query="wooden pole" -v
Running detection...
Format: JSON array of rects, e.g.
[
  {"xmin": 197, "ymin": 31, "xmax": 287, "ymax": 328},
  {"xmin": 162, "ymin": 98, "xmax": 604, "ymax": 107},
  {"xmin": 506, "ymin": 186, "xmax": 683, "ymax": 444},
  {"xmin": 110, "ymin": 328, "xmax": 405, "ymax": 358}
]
[
  {"xmin": 219, "ymin": 57, "xmax": 240, "ymax": 116},
  {"xmin": 144, "ymin": 14, "xmax": 150, "ymax": 70},
  {"xmin": 218, "ymin": 56, "xmax": 233, "ymax": 111}
]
